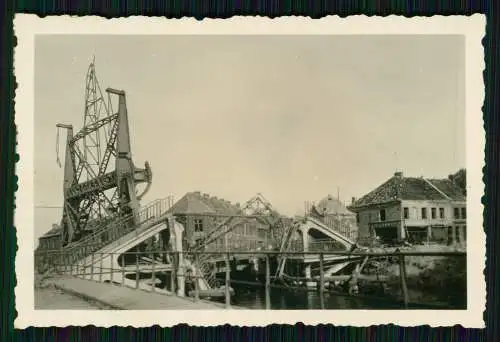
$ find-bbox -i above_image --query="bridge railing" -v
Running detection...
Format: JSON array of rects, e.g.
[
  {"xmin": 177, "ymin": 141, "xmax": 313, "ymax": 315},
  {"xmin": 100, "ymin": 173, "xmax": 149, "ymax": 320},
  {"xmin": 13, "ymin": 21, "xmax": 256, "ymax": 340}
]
[{"xmin": 40, "ymin": 248, "xmax": 467, "ymax": 310}]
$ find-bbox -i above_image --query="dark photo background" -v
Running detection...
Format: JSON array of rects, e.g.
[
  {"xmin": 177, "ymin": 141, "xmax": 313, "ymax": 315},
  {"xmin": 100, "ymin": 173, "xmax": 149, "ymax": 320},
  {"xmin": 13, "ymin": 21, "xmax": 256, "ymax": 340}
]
[{"xmin": 1, "ymin": 1, "xmax": 496, "ymax": 341}]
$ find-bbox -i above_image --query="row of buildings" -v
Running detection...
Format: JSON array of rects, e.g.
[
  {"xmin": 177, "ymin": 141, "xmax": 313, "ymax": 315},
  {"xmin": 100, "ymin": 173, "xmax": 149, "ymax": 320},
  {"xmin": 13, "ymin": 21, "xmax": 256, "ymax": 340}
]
[
  {"xmin": 165, "ymin": 192, "xmax": 278, "ymax": 251},
  {"xmin": 306, "ymin": 170, "xmax": 467, "ymax": 246}
]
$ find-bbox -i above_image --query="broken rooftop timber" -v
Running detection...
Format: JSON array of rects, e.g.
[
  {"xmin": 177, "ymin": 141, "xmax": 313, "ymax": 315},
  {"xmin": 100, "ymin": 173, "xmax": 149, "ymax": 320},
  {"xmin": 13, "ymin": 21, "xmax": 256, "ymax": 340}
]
[{"xmin": 166, "ymin": 191, "xmax": 244, "ymax": 216}]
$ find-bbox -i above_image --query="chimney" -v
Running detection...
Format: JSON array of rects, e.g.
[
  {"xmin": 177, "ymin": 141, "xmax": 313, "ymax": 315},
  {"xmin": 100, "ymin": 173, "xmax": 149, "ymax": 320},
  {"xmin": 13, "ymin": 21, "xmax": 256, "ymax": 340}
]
[
  {"xmin": 394, "ymin": 171, "xmax": 403, "ymax": 178},
  {"xmin": 235, "ymin": 202, "xmax": 240, "ymax": 208},
  {"xmin": 351, "ymin": 197, "xmax": 356, "ymax": 204}
]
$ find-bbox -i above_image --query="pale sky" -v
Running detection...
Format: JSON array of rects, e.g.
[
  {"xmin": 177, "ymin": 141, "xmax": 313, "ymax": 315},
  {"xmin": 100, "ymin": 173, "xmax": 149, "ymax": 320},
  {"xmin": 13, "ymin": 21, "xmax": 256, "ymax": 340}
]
[{"xmin": 34, "ymin": 34, "xmax": 465, "ymax": 242}]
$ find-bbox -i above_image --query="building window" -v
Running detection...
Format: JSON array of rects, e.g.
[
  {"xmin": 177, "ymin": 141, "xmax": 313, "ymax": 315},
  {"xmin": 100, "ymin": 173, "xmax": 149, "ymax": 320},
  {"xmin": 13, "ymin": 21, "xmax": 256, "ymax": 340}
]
[
  {"xmin": 258, "ymin": 229, "xmax": 266, "ymax": 239},
  {"xmin": 431, "ymin": 208, "xmax": 437, "ymax": 219},
  {"xmin": 439, "ymin": 207, "xmax": 445, "ymax": 219},
  {"xmin": 356, "ymin": 214, "xmax": 360, "ymax": 224},
  {"xmin": 461, "ymin": 208, "xmax": 466, "ymax": 219},
  {"xmin": 194, "ymin": 218, "xmax": 203, "ymax": 232},
  {"xmin": 421, "ymin": 208, "xmax": 428, "ymax": 220},
  {"xmin": 454, "ymin": 208, "xmax": 460, "ymax": 220},
  {"xmin": 403, "ymin": 207, "xmax": 409, "ymax": 219},
  {"xmin": 379, "ymin": 209, "xmax": 386, "ymax": 222},
  {"xmin": 251, "ymin": 225, "xmax": 257, "ymax": 236}
]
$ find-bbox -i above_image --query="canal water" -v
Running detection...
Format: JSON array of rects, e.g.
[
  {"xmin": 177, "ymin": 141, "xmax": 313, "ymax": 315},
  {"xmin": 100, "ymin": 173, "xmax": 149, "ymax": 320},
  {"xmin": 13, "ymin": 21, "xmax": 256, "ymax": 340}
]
[{"xmin": 164, "ymin": 260, "xmax": 463, "ymax": 310}]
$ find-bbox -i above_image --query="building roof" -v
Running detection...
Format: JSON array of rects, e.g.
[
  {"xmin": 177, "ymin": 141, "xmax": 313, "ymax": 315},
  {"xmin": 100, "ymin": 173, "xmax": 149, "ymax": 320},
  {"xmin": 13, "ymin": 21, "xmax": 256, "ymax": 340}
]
[
  {"xmin": 349, "ymin": 172, "xmax": 466, "ymax": 210},
  {"xmin": 167, "ymin": 191, "xmax": 243, "ymax": 215},
  {"xmin": 243, "ymin": 193, "xmax": 281, "ymax": 217},
  {"xmin": 313, "ymin": 194, "xmax": 354, "ymax": 216}
]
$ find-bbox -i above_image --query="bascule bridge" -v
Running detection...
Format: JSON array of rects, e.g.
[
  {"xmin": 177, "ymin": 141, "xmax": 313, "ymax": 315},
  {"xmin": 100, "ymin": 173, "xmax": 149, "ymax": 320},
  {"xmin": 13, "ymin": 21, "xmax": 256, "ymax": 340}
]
[
  {"xmin": 57, "ymin": 69, "xmax": 153, "ymax": 246},
  {"xmin": 37, "ymin": 61, "xmax": 168, "ymax": 266},
  {"xmin": 35, "ymin": 61, "xmax": 357, "ymax": 299}
]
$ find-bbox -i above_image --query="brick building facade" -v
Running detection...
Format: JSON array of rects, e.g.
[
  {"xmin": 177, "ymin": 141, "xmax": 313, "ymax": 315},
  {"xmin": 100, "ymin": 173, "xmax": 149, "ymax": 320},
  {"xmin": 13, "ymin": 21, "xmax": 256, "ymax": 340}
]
[
  {"xmin": 348, "ymin": 171, "xmax": 467, "ymax": 245},
  {"xmin": 167, "ymin": 191, "xmax": 275, "ymax": 251}
]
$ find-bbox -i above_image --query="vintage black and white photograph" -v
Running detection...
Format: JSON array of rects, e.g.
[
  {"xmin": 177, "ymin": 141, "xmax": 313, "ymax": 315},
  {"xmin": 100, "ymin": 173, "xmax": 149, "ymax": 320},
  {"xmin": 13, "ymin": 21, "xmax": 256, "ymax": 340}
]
[{"xmin": 14, "ymin": 15, "xmax": 485, "ymax": 327}]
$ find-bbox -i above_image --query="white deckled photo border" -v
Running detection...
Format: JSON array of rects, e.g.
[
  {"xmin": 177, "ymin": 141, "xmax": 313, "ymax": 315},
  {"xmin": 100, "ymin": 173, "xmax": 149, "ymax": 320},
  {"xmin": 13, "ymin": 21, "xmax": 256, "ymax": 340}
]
[{"xmin": 14, "ymin": 14, "xmax": 486, "ymax": 328}]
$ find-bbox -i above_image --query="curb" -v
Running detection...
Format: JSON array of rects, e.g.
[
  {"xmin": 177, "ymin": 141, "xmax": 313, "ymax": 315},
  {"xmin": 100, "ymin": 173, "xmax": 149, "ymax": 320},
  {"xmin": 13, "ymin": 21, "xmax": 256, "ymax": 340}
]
[{"xmin": 51, "ymin": 283, "xmax": 124, "ymax": 310}]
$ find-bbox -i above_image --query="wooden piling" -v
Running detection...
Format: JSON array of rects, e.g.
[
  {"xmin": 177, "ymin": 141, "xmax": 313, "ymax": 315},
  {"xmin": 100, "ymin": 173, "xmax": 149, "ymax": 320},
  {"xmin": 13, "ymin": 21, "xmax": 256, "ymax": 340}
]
[
  {"xmin": 121, "ymin": 256, "xmax": 126, "ymax": 287},
  {"xmin": 63, "ymin": 253, "xmax": 67, "ymax": 274},
  {"xmin": 110, "ymin": 254, "xmax": 114, "ymax": 284},
  {"xmin": 54, "ymin": 251, "xmax": 59, "ymax": 274},
  {"xmin": 171, "ymin": 252, "xmax": 177, "ymax": 294},
  {"xmin": 265, "ymin": 255, "xmax": 271, "ymax": 310}
]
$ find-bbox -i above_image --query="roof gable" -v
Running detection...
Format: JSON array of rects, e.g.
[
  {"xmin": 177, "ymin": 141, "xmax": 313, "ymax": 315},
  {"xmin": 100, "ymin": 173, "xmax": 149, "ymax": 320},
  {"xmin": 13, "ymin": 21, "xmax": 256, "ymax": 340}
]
[
  {"xmin": 427, "ymin": 179, "xmax": 466, "ymax": 201},
  {"xmin": 243, "ymin": 193, "xmax": 280, "ymax": 216},
  {"xmin": 315, "ymin": 194, "xmax": 353, "ymax": 216},
  {"xmin": 399, "ymin": 178, "xmax": 446, "ymax": 201},
  {"xmin": 167, "ymin": 192, "xmax": 216, "ymax": 215}
]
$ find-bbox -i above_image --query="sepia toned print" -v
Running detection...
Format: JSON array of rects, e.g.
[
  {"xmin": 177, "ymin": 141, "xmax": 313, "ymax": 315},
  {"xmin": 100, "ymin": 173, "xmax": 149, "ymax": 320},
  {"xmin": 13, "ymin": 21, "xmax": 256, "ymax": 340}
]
[{"xmin": 15, "ymin": 14, "xmax": 485, "ymax": 327}]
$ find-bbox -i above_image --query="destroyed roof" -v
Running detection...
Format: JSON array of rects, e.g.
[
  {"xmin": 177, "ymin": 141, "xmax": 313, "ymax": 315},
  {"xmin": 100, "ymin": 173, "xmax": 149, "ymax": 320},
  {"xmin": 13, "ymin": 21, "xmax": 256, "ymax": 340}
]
[
  {"xmin": 314, "ymin": 195, "xmax": 354, "ymax": 216},
  {"xmin": 242, "ymin": 193, "xmax": 281, "ymax": 217},
  {"xmin": 349, "ymin": 172, "xmax": 466, "ymax": 209},
  {"xmin": 167, "ymin": 191, "xmax": 243, "ymax": 215}
]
